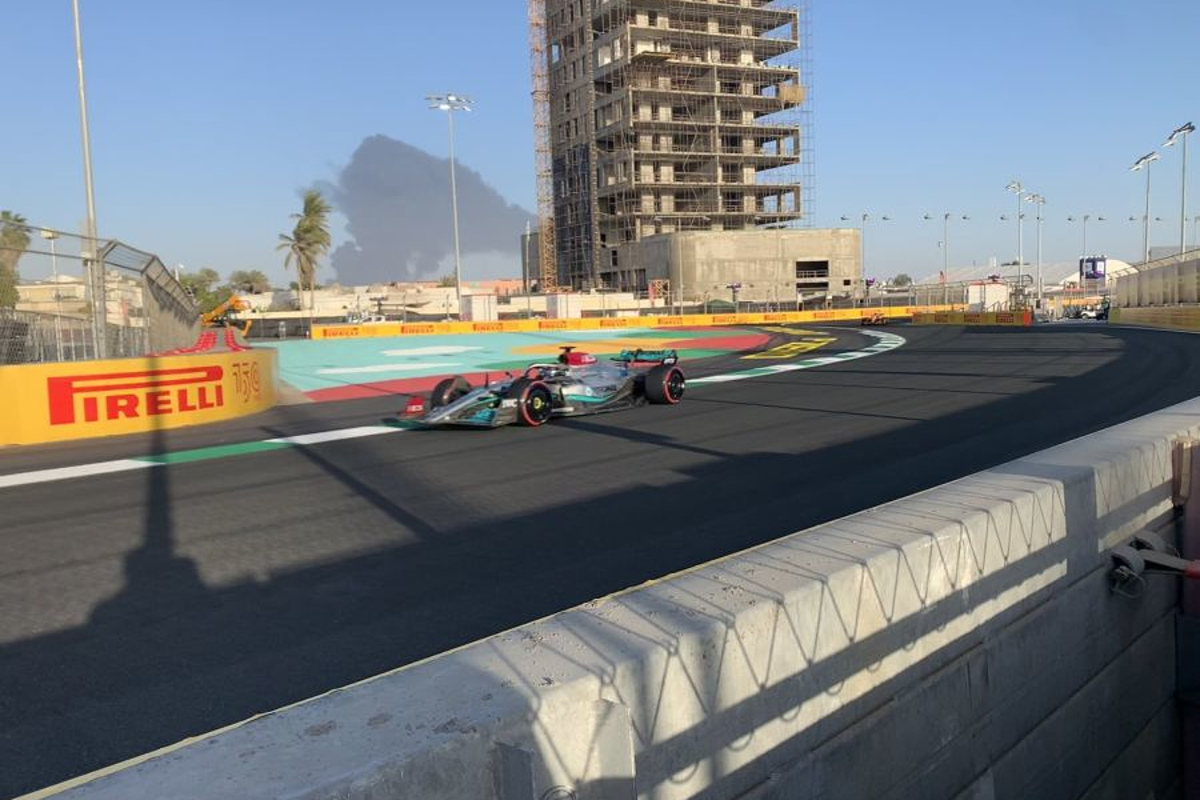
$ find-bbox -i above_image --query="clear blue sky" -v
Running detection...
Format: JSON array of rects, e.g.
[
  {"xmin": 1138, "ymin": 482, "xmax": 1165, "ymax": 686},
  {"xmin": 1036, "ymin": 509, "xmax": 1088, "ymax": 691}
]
[{"xmin": 3, "ymin": 0, "xmax": 1197, "ymax": 284}]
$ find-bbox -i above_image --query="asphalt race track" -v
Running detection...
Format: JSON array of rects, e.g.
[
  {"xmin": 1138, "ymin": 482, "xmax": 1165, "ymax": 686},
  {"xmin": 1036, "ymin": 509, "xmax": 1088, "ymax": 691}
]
[{"xmin": 3, "ymin": 323, "xmax": 1200, "ymax": 797}]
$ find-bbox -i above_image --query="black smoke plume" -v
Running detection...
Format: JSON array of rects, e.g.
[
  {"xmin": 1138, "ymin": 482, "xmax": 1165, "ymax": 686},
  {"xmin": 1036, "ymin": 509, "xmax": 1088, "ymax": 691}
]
[{"xmin": 321, "ymin": 135, "xmax": 534, "ymax": 284}]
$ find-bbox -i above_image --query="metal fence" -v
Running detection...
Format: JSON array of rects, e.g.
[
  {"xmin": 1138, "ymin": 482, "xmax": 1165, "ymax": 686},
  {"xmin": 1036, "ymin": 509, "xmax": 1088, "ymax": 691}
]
[{"xmin": 0, "ymin": 222, "xmax": 198, "ymax": 364}]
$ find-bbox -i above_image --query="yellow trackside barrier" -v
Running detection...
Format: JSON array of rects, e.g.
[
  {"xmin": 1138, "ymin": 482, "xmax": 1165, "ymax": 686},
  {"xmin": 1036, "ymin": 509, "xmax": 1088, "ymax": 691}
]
[
  {"xmin": 0, "ymin": 348, "xmax": 278, "ymax": 446},
  {"xmin": 911, "ymin": 311, "xmax": 1032, "ymax": 327},
  {"xmin": 309, "ymin": 305, "xmax": 966, "ymax": 340},
  {"xmin": 1110, "ymin": 305, "xmax": 1200, "ymax": 332}
]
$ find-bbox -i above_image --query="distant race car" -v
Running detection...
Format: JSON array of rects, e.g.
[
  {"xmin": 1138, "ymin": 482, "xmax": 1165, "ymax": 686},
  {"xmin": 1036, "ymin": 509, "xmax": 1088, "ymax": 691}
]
[
  {"xmin": 402, "ymin": 346, "xmax": 686, "ymax": 428},
  {"xmin": 860, "ymin": 311, "xmax": 889, "ymax": 326}
]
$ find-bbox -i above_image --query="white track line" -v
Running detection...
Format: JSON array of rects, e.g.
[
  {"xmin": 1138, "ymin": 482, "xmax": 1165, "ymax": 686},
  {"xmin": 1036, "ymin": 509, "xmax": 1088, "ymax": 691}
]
[
  {"xmin": 1, "ymin": 331, "xmax": 905, "ymax": 489},
  {"xmin": 0, "ymin": 460, "xmax": 155, "ymax": 489},
  {"xmin": 265, "ymin": 426, "xmax": 404, "ymax": 446},
  {"xmin": 690, "ymin": 330, "xmax": 905, "ymax": 384}
]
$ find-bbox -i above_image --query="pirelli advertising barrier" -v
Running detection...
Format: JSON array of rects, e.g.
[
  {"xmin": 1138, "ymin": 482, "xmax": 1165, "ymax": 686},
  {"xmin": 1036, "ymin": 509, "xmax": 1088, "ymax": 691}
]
[
  {"xmin": 311, "ymin": 305, "xmax": 965, "ymax": 340},
  {"xmin": 911, "ymin": 311, "xmax": 1032, "ymax": 326},
  {"xmin": 1110, "ymin": 305, "xmax": 1200, "ymax": 332},
  {"xmin": 0, "ymin": 349, "xmax": 278, "ymax": 446}
]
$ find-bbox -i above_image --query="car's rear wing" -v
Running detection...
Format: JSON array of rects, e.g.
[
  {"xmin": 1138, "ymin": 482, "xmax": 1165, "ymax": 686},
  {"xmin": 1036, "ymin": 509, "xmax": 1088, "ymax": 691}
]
[{"xmin": 612, "ymin": 348, "xmax": 678, "ymax": 365}]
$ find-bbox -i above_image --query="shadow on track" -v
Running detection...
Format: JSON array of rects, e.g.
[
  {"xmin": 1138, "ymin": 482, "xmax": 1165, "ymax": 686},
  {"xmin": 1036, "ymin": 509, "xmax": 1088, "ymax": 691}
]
[{"xmin": 2, "ymin": 326, "xmax": 1198, "ymax": 796}]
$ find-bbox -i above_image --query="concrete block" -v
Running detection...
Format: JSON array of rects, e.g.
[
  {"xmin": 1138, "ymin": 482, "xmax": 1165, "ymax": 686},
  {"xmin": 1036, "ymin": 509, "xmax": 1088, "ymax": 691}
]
[
  {"xmin": 40, "ymin": 398, "xmax": 1200, "ymax": 800},
  {"xmin": 989, "ymin": 615, "xmax": 1176, "ymax": 800},
  {"xmin": 493, "ymin": 743, "xmax": 536, "ymax": 799},
  {"xmin": 1078, "ymin": 702, "xmax": 1180, "ymax": 800},
  {"xmin": 1177, "ymin": 614, "xmax": 1200, "ymax": 698},
  {"xmin": 844, "ymin": 550, "xmax": 1179, "ymax": 800}
]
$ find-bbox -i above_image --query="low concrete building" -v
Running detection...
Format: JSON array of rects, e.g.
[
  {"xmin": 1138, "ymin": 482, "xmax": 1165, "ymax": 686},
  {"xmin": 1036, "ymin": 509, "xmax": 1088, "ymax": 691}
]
[
  {"xmin": 15, "ymin": 276, "xmax": 88, "ymax": 315},
  {"xmin": 966, "ymin": 281, "xmax": 1011, "ymax": 311},
  {"xmin": 604, "ymin": 228, "xmax": 861, "ymax": 304},
  {"xmin": 460, "ymin": 294, "xmax": 498, "ymax": 322}
]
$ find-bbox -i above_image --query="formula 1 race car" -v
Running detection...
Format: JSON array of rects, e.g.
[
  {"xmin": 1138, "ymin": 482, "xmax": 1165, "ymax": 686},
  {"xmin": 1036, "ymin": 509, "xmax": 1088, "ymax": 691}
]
[
  {"xmin": 402, "ymin": 347, "xmax": 686, "ymax": 428},
  {"xmin": 860, "ymin": 311, "xmax": 889, "ymax": 326}
]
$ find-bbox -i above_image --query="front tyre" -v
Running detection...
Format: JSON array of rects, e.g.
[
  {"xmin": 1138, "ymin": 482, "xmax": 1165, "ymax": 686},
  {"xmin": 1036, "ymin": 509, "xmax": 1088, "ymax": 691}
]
[
  {"xmin": 506, "ymin": 378, "xmax": 554, "ymax": 426},
  {"xmin": 644, "ymin": 364, "xmax": 685, "ymax": 405},
  {"xmin": 430, "ymin": 375, "xmax": 471, "ymax": 408}
]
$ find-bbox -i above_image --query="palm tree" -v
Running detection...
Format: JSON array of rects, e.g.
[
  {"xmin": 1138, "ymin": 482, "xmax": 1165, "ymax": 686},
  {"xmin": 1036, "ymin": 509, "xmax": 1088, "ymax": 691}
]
[
  {"xmin": 277, "ymin": 190, "xmax": 332, "ymax": 313},
  {"xmin": 277, "ymin": 230, "xmax": 311, "ymax": 310},
  {"xmin": 0, "ymin": 211, "xmax": 30, "ymax": 309},
  {"xmin": 0, "ymin": 211, "xmax": 30, "ymax": 270}
]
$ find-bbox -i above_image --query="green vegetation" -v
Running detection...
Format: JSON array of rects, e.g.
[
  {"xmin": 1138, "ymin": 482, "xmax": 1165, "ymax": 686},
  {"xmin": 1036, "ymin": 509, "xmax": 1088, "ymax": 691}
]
[
  {"xmin": 179, "ymin": 268, "xmax": 279, "ymax": 314},
  {"xmin": 178, "ymin": 267, "xmax": 232, "ymax": 314},
  {"xmin": 0, "ymin": 211, "xmax": 30, "ymax": 308},
  {"xmin": 227, "ymin": 269, "xmax": 271, "ymax": 293},
  {"xmin": 277, "ymin": 190, "xmax": 332, "ymax": 311},
  {"xmin": 892, "ymin": 273, "xmax": 913, "ymax": 287}
]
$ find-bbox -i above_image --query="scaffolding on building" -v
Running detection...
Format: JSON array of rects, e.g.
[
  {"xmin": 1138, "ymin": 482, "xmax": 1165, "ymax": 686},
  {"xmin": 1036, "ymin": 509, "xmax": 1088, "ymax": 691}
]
[
  {"xmin": 540, "ymin": 0, "xmax": 812, "ymax": 291},
  {"xmin": 528, "ymin": 0, "xmax": 559, "ymax": 291},
  {"xmin": 794, "ymin": 0, "xmax": 815, "ymax": 228}
]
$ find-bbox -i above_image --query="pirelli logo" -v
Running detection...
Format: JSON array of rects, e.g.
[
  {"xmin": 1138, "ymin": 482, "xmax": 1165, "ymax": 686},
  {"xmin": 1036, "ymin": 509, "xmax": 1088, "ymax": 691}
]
[
  {"xmin": 322, "ymin": 326, "xmax": 362, "ymax": 338},
  {"xmin": 47, "ymin": 366, "xmax": 225, "ymax": 425}
]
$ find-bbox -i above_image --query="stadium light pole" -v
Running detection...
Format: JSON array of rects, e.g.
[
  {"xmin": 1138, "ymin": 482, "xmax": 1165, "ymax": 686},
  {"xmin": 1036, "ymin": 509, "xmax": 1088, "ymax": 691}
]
[
  {"xmin": 1128, "ymin": 213, "xmax": 1164, "ymax": 268},
  {"xmin": 1067, "ymin": 215, "xmax": 1106, "ymax": 259},
  {"xmin": 841, "ymin": 213, "xmax": 890, "ymax": 303},
  {"xmin": 922, "ymin": 213, "xmax": 968, "ymax": 280},
  {"xmin": 1005, "ymin": 181, "xmax": 1027, "ymax": 286},
  {"xmin": 522, "ymin": 219, "xmax": 533, "ymax": 317},
  {"xmin": 40, "ymin": 229, "xmax": 65, "ymax": 361},
  {"xmin": 1163, "ymin": 122, "xmax": 1194, "ymax": 256},
  {"xmin": 427, "ymin": 93, "xmax": 472, "ymax": 315},
  {"xmin": 1026, "ymin": 195, "xmax": 1046, "ymax": 307},
  {"xmin": 72, "ymin": 0, "xmax": 103, "ymax": 357},
  {"xmin": 1130, "ymin": 152, "xmax": 1160, "ymax": 264}
]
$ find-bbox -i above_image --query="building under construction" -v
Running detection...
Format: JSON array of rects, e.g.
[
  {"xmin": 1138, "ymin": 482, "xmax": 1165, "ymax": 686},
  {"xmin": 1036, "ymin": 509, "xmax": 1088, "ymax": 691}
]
[{"xmin": 531, "ymin": 0, "xmax": 817, "ymax": 295}]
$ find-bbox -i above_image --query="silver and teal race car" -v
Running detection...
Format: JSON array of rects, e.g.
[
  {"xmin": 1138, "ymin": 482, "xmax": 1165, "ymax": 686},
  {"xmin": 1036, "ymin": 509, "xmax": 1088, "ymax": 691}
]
[{"xmin": 402, "ymin": 347, "xmax": 686, "ymax": 428}]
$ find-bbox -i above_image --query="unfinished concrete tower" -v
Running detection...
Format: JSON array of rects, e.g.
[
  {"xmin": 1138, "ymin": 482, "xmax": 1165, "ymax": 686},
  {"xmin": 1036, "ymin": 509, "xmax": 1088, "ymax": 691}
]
[{"xmin": 545, "ymin": 0, "xmax": 808, "ymax": 291}]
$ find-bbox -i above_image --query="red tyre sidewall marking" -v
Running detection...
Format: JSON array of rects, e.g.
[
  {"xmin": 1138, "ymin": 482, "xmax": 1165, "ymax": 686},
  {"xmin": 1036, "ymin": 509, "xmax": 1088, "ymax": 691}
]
[
  {"xmin": 664, "ymin": 368, "xmax": 683, "ymax": 404},
  {"xmin": 520, "ymin": 381, "xmax": 550, "ymax": 426}
]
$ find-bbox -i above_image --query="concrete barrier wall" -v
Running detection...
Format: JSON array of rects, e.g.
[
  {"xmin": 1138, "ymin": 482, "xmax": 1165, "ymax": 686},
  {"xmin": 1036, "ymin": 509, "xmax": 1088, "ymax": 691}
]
[
  {"xmin": 0, "ymin": 348, "xmax": 278, "ymax": 445},
  {"xmin": 1113, "ymin": 254, "xmax": 1200, "ymax": 307},
  {"xmin": 34, "ymin": 399, "xmax": 1196, "ymax": 800},
  {"xmin": 310, "ymin": 305, "xmax": 965, "ymax": 340},
  {"xmin": 1112, "ymin": 304, "xmax": 1200, "ymax": 333},
  {"xmin": 912, "ymin": 310, "xmax": 1033, "ymax": 326}
]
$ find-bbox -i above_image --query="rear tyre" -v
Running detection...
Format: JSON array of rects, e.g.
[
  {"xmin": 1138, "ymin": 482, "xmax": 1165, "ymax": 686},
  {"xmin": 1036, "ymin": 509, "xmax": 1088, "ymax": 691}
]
[
  {"xmin": 644, "ymin": 364, "xmax": 685, "ymax": 405},
  {"xmin": 430, "ymin": 375, "xmax": 471, "ymax": 408},
  {"xmin": 505, "ymin": 378, "xmax": 554, "ymax": 427}
]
